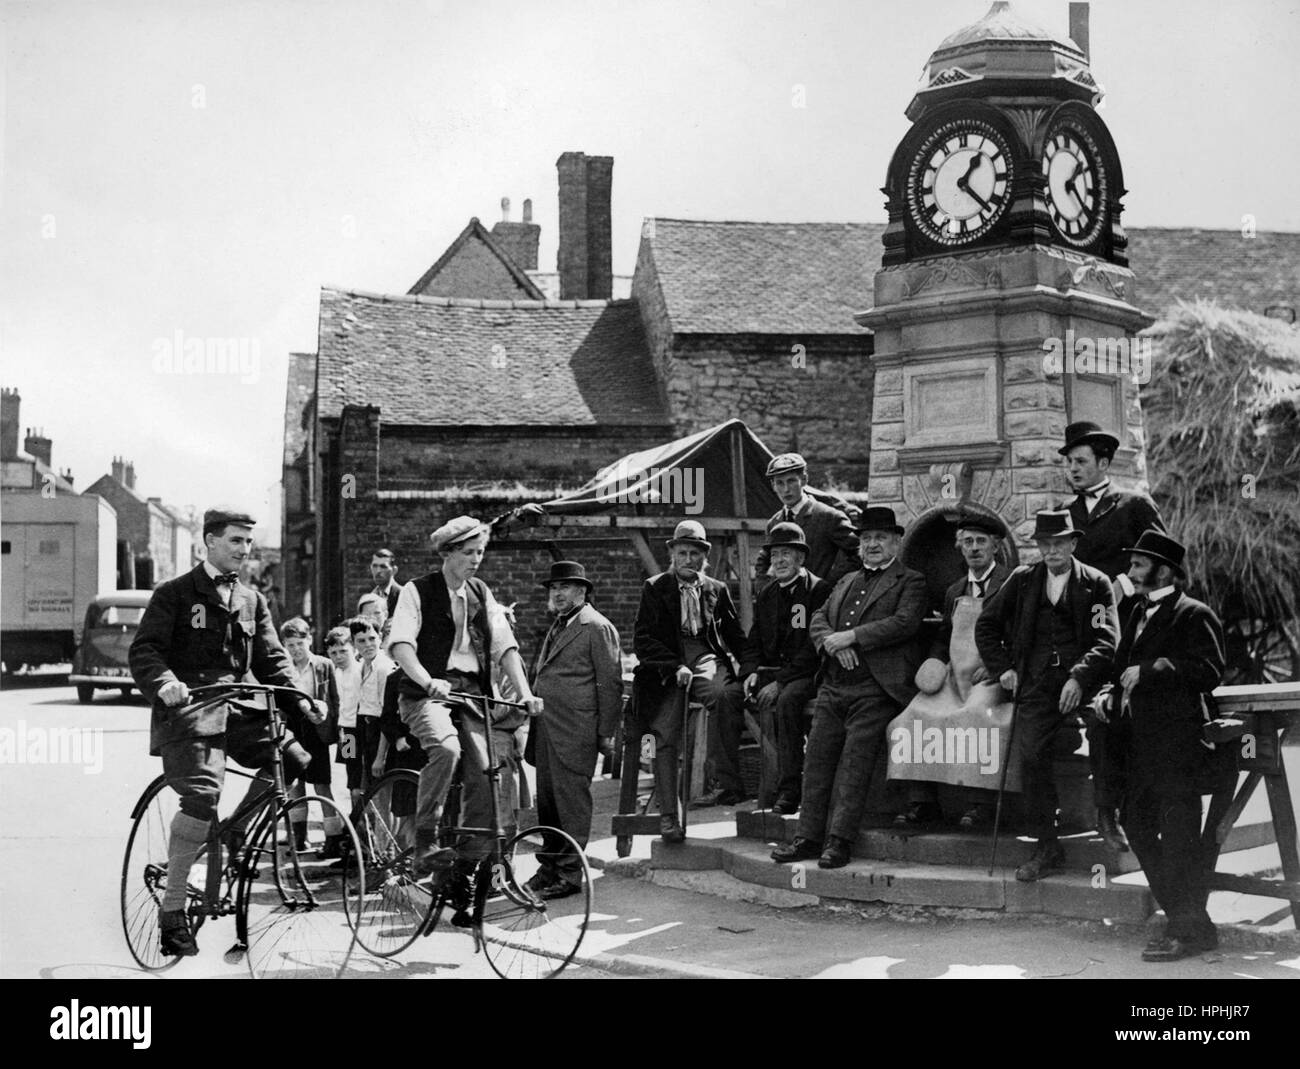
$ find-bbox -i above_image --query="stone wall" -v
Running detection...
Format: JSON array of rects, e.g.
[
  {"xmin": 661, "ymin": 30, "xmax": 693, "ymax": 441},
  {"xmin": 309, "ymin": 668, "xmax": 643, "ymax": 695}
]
[{"xmin": 664, "ymin": 335, "xmax": 874, "ymax": 489}]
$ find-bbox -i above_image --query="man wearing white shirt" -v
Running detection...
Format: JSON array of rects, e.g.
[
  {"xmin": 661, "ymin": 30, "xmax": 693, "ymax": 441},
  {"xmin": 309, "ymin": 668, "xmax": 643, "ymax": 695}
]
[{"xmin": 388, "ymin": 516, "xmax": 543, "ymax": 878}]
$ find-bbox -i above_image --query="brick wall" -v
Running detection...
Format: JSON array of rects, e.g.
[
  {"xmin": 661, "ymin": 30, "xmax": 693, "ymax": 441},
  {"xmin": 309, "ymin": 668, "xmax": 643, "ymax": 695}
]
[{"xmin": 664, "ymin": 335, "xmax": 874, "ymax": 488}]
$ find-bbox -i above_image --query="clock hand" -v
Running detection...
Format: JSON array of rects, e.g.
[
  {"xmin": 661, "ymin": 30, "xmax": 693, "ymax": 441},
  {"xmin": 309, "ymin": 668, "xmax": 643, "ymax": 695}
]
[
  {"xmin": 1070, "ymin": 168, "xmax": 1088, "ymax": 206},
  {"xmin": 955, "ymin": 154, "xmax": 991, "ymax": 210}
]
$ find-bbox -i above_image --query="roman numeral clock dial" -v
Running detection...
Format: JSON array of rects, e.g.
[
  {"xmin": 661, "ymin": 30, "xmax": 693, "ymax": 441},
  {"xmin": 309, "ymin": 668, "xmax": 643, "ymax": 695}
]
[
  {"xmin": 1043, "ymin": 127, "xmax": 1106, "ymax": 245},
  {"xmin": 908, "ymin": 119, "xmax": 1013, "ymax": 246}
]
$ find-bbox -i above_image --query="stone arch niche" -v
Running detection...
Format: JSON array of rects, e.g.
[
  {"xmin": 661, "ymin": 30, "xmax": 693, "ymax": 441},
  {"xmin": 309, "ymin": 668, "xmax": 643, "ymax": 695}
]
[{"xmin": 899, "ymin": 464, "xmax": 1020, "ymax": 609}]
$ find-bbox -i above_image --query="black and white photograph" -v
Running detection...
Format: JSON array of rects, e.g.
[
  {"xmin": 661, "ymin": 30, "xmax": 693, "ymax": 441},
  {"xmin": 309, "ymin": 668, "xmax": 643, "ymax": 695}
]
[{"xmin": 2, "ymin": 0, "xmax": 1298, "ymax": 1018}]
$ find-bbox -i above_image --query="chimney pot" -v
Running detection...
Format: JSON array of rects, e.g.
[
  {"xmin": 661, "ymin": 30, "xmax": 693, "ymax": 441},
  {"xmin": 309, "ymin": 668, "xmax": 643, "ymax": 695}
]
[
  {"xmin": 523, "ymin": 198, "xmax": 533, "ymax": 223},
  {"xmin": 501, "ymin": 196, "xmax": 511, "ymax": 222}
]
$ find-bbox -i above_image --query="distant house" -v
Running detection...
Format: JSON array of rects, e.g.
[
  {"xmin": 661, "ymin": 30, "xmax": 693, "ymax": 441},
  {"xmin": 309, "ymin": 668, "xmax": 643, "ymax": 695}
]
[
  {"xmin": 0, "ymin": 389, "xmax": 77, "ymax": 495},
  {"xmin": 83, "ymin": 459, "xmax": 195, "ymax": 588}
]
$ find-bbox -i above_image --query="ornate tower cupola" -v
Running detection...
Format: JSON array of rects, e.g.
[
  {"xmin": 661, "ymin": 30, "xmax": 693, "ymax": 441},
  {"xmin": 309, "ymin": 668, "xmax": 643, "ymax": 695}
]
[
  {"xmin": 882, "ymin": 0, "xmax": 1127, "ymax": 267},
  {"xmin": 860, "ymin": 2, "xmax": 1153, "ymax": 581}
]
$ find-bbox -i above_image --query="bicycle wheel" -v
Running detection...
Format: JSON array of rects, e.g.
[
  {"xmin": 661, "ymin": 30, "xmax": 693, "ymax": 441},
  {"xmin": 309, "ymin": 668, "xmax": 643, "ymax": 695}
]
[
  {"xmin": 346, "ymin": 769, "xmax": 433, "ymax": 957},
  {"xmin": 476, "ymin": 825, "xmax": 592, "ymax": 979},
  {"xmin": 120, "ymin": 776, "xmax": 207, "ymax": 970},
  {"xmin": 235, "ymin": 794, "xmax": 363, "ymax": 979}
]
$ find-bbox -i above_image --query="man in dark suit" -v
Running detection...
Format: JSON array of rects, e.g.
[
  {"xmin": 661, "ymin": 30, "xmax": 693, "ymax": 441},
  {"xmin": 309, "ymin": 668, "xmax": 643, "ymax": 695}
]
[
  {"xmin": 370, "ymin": 548, "xmax": 403, "ymax": 619},
  {"xmin": 895, "ymin": 515, "xmax": 1012, "ymax": 830},
  {"xmin": 130, "ymin": 507, "xmax": 322, "ymax": 957},
  {"xmin": 753, "ymin": 453, "xmax": 859, "ymax": 588},
  {"xmin": 527, "ymin": 561, "xmax": 623, "ymax": 898},
  {"xmin": 1092, "ymin": 531, "xmax": 1226, "ymax": 961},
  {"xmin": 1059, "ymin": 420, "xmax": 1167, "ymax": 853},
  {"xmin": 632, "ymin": 520, "xmax": 746, "ymax": 842},
  {"xmin": 711, "ymin": 522, "xmax": 832, "ymax": 812},
  {"xmin": 976, "ymin": 509, "xmax": 1119, "ymax": 881},
  {"xmin": 771, "ymin": 507, "xmax": 927, "ymax": 869}
]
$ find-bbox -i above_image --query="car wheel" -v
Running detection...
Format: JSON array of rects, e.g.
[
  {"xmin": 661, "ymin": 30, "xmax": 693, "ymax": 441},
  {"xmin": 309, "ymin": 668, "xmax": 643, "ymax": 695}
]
[{"xmin": 77, "ymin": 684, "xmax": 95, "ymax": 704}]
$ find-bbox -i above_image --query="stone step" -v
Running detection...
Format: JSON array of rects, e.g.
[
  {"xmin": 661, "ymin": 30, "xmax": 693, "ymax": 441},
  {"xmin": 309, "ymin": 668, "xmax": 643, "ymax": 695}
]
[
  {"xmin": 735, "ymin": 808, "xmax": 1141, "ymax": 874},
  {"xmin": 645, "ymin": 836, "xmax": 1153, "ymax": 923}
]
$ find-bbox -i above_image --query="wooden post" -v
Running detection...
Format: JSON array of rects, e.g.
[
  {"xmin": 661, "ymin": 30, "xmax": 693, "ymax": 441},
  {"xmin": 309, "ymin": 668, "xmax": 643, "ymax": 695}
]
[{"xmin": 730, "ymin": 424, "xmax": 754, "ymax": 632}]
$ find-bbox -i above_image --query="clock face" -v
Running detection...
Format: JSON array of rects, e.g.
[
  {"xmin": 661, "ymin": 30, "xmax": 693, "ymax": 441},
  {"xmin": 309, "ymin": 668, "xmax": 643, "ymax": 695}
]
[
  {"xmin": 1042, "ymin": 129, "xmax": 1105, "ymax": 244},
  {"xmin": 908, "ymin": 120, "xmax": 1013, "ymax": 246}
]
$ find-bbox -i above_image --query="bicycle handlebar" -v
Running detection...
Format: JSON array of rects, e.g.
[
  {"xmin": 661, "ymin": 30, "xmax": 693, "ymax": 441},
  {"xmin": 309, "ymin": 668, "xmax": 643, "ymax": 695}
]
[
  {"xmin": 446, "ymin": 690, "xmax": 532, "ymax": 711},
  {"xmin": 179, "ymin": 682, "xmax": 318, "ymax": 715}
]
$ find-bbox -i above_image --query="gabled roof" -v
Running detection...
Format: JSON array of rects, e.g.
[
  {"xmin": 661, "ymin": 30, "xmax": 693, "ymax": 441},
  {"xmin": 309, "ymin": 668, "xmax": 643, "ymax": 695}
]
[
  {"xmin": 641, "ymin": 219, "xmax": 1300, "ymax": 335},
  {"xmin": 316, "ymin": 287, "xmax": 671, "ymax": 428},
  {"xmin": 642, "ymin": 219, "xmax": 881, "ymax": 335},
  {"xmin": 407, "ymin": 218, "xmax": 546, "ymax": 301}
]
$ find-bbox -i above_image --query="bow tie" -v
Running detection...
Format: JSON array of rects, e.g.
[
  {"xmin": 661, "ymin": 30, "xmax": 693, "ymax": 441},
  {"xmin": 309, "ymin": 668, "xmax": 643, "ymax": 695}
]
[{"xmin": 214, "ymin": 572, "xmax": 239, "ymax": 587}]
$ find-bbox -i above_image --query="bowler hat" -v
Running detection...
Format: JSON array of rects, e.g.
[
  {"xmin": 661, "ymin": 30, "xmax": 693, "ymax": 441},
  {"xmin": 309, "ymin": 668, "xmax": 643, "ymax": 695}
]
[
  {"xmin": 539, "ymin": 560, "xmax": 594, "ymax": 590},
  {"xmin": 1030, "ymin": 509, "xmax": 1081, "ymax": 540},
  {"xmin": 203, "ymin": 506, "xmax": 256, "ymax": 535},
  {"xmin": 765, "ymin": 452, "xmax": 807, "ymax": 478},
  {"xmin": 762, "ymin": 521, "xmax": 810, "ymax": 555},
  {"xmin": 856, "ymin": 505, "xmax": 905, "ymax": 536},
  {"xmin": 1124, "ymin": 529, "xmax": 1186, "ymax": 576},
  {"xmin": 1059, "ymin": 421, "xmax": 1120, "ymax": 457},
  {"xmin": 430, "ymin": 515, "xmax": 490, "ymax": 551},
  {"xmin": 666, "ymin": 520, "xmax": 711, "ymax": 552}
]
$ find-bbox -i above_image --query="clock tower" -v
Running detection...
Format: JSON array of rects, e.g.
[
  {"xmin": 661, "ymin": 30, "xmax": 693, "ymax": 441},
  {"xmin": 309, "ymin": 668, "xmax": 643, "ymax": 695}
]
[{"xmin": 859, "ymin": 1, "xmax": 1155, "ymax": 587}]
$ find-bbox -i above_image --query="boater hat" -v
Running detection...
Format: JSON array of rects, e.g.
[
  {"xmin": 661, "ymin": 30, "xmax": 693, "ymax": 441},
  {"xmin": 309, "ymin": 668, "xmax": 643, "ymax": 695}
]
[
  {"xmin": 430, "ymin": 515, "xmax": 490, "ymax": 551},
  {"xmin": 765, "ymin": 453, "xmax": 808, "ymax": 478},
  {"xmin": 1059, "ymin": 421, "xmax": 1120, "ymax": 457},
  {"xmin": 665, "ymin": 520, "xmax": 711, "ymax": 552},
  {"xmin": 856, "ymin": 505, "xmax": 905, "ymax": 536},
  {"xmin": 539, "ymin": 560, "xmax": 594, "ymax": 591},
  {"xmin": 1124, "ymin": 529, "xmax": 1186, "ymax": 577},
  {"xmin": 762, "ymin": 521, "xmax": 810, "ymax": 555},
  {"xmin": 1030, "ymin": 509, "xmax": 1081, "ymax": 540}
]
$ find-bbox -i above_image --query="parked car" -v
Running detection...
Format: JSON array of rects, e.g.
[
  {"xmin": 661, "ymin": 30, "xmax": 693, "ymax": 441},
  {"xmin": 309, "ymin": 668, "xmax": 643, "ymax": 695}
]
[{"xmin": 70, "ymin": 591, "xmax": 153, "ymax": 703}]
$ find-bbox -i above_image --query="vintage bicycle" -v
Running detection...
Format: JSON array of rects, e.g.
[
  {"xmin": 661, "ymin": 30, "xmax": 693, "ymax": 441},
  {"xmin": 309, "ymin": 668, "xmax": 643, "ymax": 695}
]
[
  {"xmin": 120, "ymin": 682, "xmax": 365, "ymax": 979},
  {"xmin": 346, "ymin": 691, "xmax": 592, "ymax": 978}
]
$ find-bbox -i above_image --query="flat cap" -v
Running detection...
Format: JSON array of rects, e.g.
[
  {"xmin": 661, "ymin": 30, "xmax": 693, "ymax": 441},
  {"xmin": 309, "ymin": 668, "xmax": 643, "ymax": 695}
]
[
  {"xmin": 203, "ymin": 506, "xmax": 256, "ymax": 533},
  {"xmin": 430, "ymin": 515, "xmax": 490, "ymax": 552},
  {"xmin": 765, "ymin": 452, "xmax": 807, "ymax": 478}
]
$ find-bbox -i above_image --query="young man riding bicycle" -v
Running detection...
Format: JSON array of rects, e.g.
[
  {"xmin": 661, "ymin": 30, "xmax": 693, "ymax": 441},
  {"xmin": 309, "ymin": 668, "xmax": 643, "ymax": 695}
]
[
  {"xmin": 387, "ymin": 515, "xmax": 543, "ymax": 883},
  {"xmin": 129, "ymin": 507, "xmax": 326, "ymax": 957}
]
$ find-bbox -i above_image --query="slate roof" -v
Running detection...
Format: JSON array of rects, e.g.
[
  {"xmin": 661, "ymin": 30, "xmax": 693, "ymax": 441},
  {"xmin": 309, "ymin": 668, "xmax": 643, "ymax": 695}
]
[
  {"xmin": 643, "ymin": 219, "xmax": 881, "ymax": 335},
  {"xmin": 642, "ymin": 219, "xmax": 1300, "ymax": 335},
  {"xmin": 407, "ymin": 218, "xmax": 546, "ymax": 300},
  {"xmin": 316, "ymin": 287, "xmax": 671, "ymax": 428}
]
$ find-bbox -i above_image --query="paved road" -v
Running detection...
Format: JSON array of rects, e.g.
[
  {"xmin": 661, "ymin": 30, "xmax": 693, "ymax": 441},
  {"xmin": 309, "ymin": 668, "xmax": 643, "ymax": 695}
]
[{"xmin": 2, "ymin": 677, "xmax": 1297, "ymax": 982}]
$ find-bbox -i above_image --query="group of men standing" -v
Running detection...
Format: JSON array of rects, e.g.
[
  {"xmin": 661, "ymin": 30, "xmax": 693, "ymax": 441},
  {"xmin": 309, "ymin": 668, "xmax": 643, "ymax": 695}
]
[
  {"xmin": 637, "ymin": 422, "xmax": 1227, "ymax": 963},
  {"xmin": 135, "ymin": 419, "xmax": 1227, "ymax": 964}
]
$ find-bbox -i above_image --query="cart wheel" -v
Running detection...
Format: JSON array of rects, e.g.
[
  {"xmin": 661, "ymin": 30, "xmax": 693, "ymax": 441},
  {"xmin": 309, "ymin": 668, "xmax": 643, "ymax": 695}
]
[
  {"xmin": 346, "ymin": 769, "xmax": 432, "ymax": 958},
  {"xmin": 475, "ymin": 825, "xmax": 591, "ymax": 979},
  {"xmin": 1224, "ymin": 618, "xmax": 1300, "ymax": 685},
  {"xmin": 120, "ymin": 776, "xmax": 206, "ymax": 971}
]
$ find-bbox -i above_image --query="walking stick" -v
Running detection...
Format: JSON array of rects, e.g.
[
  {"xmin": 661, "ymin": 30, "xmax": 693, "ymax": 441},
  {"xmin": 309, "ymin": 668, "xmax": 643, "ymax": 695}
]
[
  {"xmin": 677, "ymin": 677, "xmax": 693, "ymax": 833},
  {"xmin": 988, "ymin": 669, "xmax": 1024, "ymax": 877}
]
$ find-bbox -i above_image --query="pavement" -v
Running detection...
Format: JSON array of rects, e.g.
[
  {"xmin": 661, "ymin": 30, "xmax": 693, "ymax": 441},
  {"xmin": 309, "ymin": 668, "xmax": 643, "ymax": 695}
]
[{"xmin": 3, "ymin": 675, "xmax": 1298, "ymax": 981}]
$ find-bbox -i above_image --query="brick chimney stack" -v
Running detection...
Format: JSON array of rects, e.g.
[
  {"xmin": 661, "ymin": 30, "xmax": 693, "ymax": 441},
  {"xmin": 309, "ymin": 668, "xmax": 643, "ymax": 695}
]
[
  {"xmin": 1069, "ymin": 2, "xmax": 1090, "ymax": 61},
  {"xmin": 60, "ymin": 468, "xmax": 74, "ymax": 488},
  {"xmin": 556, "ymin": 151, "xmax": 613, "ymax": 300},
  {"xmin": 1, "ymin": 387, "xmax": 20, "ymax": 460},
  {"xmin": 125, "ymin": 461, "xmax": 136, "ymax": 490},
  {"xmin": 24, "ymin": 427, "xmax": 52, "ymax": 467},
  {"xmin": 112, "ymin": 456, "xmax": 126, "ymax": 484},
  {"xmin": 490, "ymin": 194, "xmax": 541, "ymax": 272}
]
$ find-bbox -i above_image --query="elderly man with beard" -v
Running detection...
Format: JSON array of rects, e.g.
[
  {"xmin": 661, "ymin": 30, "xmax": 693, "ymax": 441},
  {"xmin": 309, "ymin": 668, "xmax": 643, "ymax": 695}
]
[
  {"xmin": 632, "ymin": 520, "xmax": 746, "ymax": 842},
  {"xmin": 527, "ymin": 561, "xmax": 622, "ymax": 898},
  {"xmin": 772, "ymin": 507, "xmax": 927, "ymax": 870}
]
